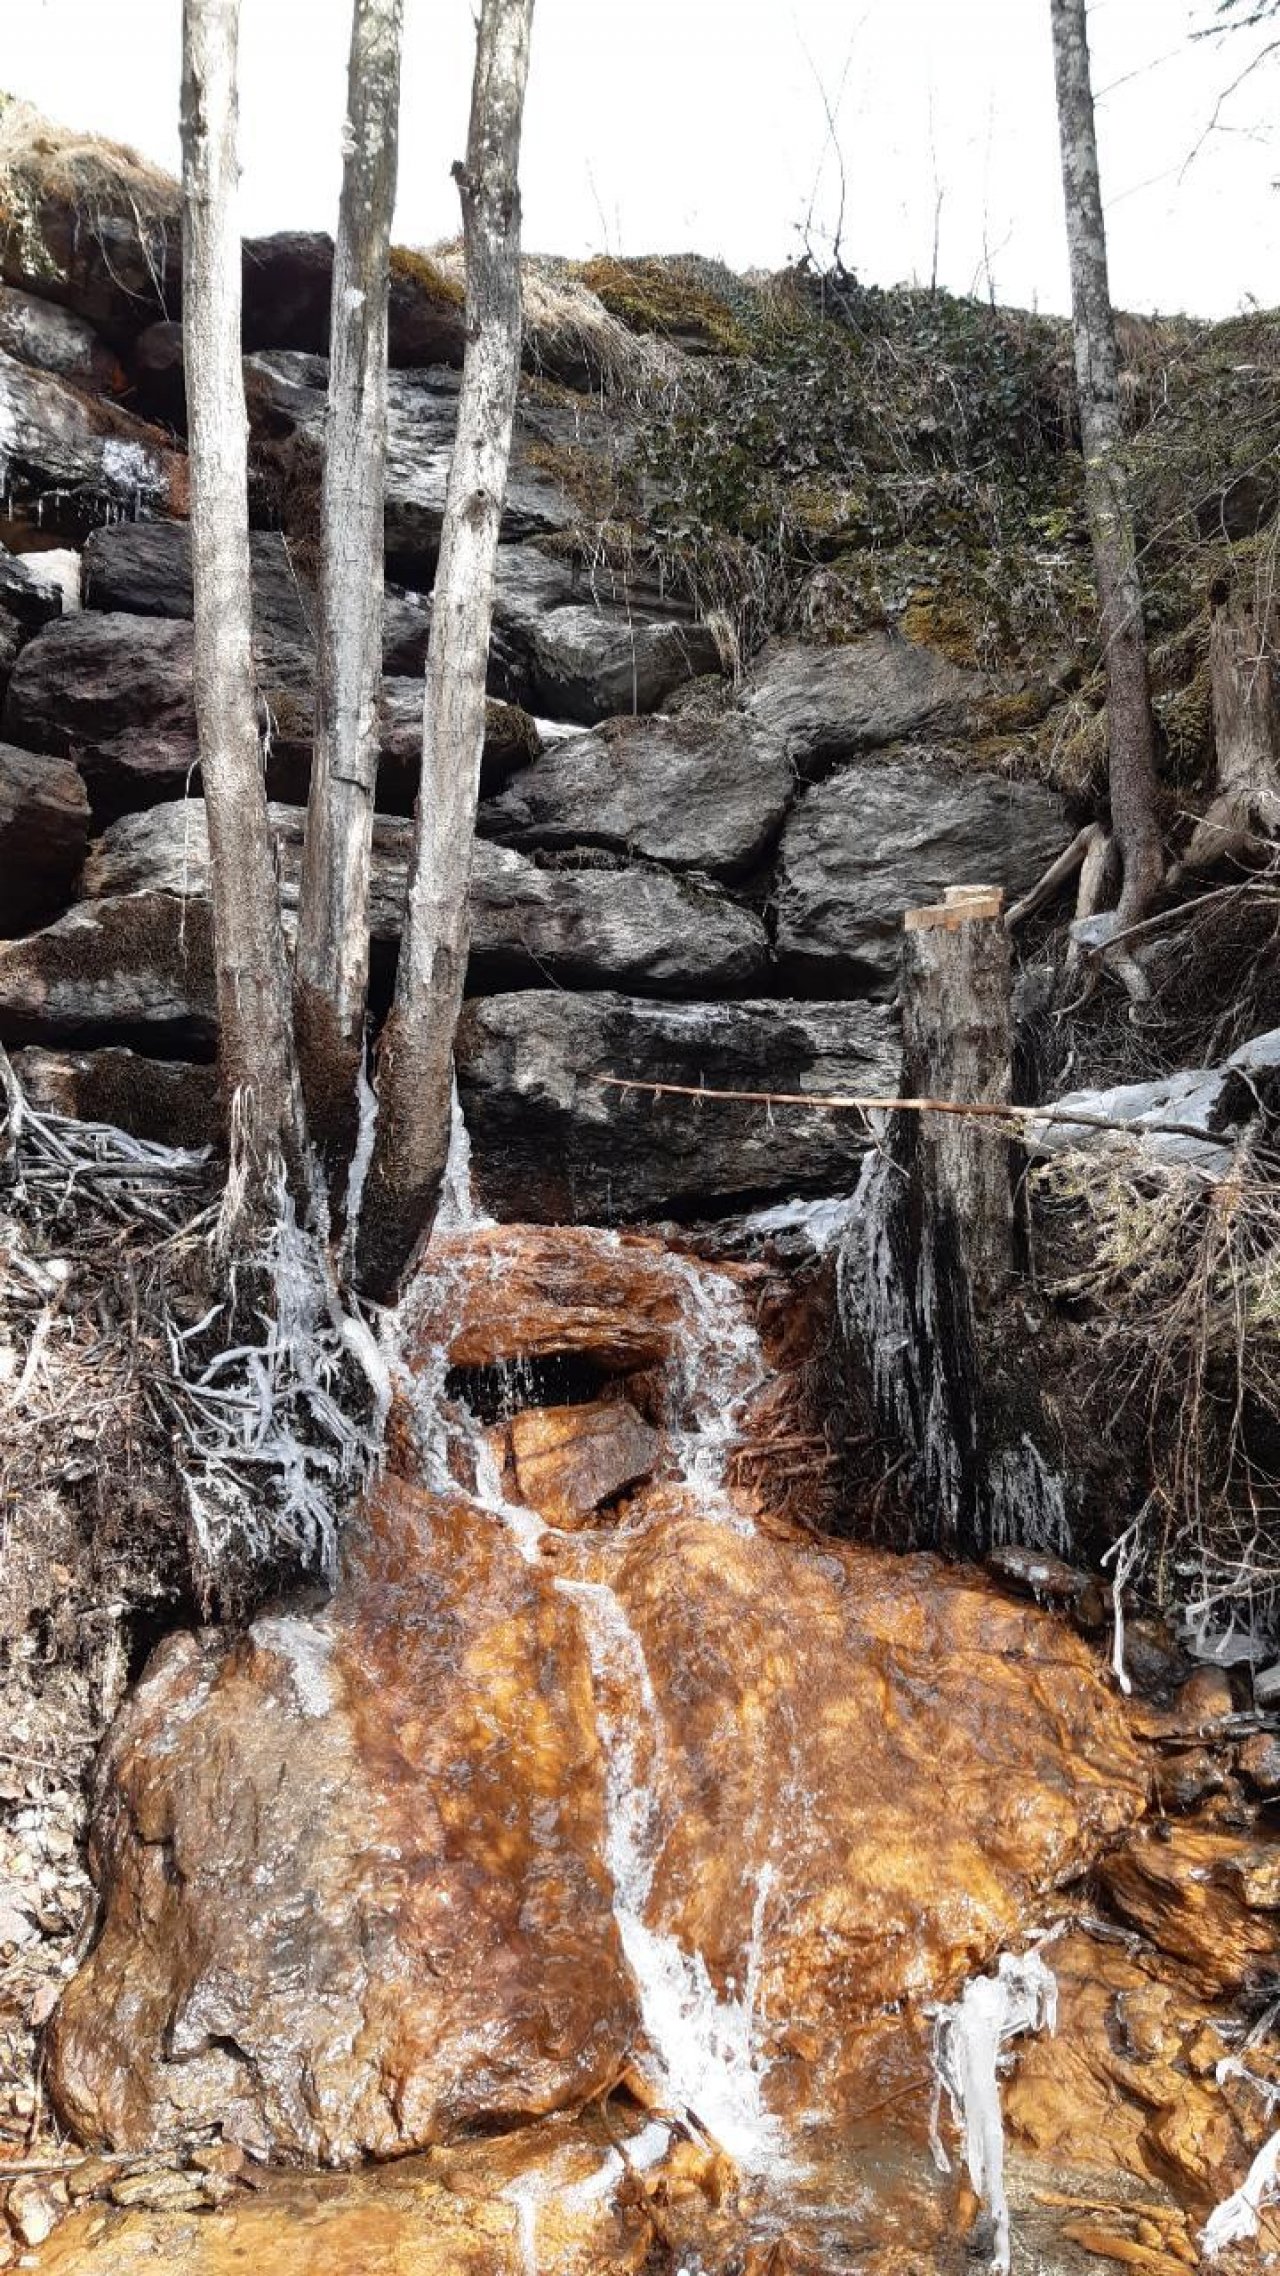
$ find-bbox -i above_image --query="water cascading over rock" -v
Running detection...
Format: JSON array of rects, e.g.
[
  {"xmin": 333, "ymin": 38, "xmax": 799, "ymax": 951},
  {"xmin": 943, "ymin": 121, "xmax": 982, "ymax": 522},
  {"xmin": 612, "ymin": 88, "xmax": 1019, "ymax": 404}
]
[{"xmin": 48, "ymin": 1210, "xmax": 1145, "ymax": 2172}]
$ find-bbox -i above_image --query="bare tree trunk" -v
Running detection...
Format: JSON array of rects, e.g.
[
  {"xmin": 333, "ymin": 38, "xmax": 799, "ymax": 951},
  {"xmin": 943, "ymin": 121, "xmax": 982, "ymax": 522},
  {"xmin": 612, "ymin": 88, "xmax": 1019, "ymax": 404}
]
[
  {"xmin": 1051, "ymin": 0, "xmax": 1164, "ymax": 926},
  {"xmin": 295, "ymin": 0, "xmax": 403, "ymax": 1195},
  {"xmin": 181, "ymin": 0, "xmax": 305, "ymax": 1191},
  {"xmin": 842, "ymin": 887, "xmax": 1075, "ymax": 1561},
  {"xmin": 1177, "ymin": 586, "xmax": 1280, "ymax": 875},
  {"xmin": 355, "ymin": 0, "xmax": 534, "ymax": 1301}
]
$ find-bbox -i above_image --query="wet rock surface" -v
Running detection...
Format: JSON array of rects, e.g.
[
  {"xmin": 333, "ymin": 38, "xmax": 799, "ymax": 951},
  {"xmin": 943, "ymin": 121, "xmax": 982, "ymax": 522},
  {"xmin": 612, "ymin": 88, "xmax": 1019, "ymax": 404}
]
[
  {"xmin": 0, "ymin": 353, "xmax": 185, "ymax": 543},
  {"xmin": 47, "ymin": 1230, "xmax": 1145, "ymax": 2171},
  {"xmin": 455, "ymin": 991, "xmax": 900, "ymax": 1219}
]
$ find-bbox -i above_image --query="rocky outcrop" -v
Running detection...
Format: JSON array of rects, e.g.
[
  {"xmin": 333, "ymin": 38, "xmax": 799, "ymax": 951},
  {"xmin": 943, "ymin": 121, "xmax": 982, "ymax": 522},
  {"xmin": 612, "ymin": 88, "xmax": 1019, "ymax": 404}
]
[
  {"xmin": 247, "ymin": 352, "xmax": 583, "ymax": 576},
  {"xmin": 489, "ymin": 543, "xmax": 721, "ymax": 722},
  {"xmin": 773, "ymin": 748, "xmax": 1067, "ymax": 991},
  {"xmin": 0, "ymin": 742, "xmax": 89, "ymax": 933},
  {"xmin": 481, "ymin": 710, "xmax": 791, "ymax": 877},
  {"xmin": 455, "ymin": 992, "xmax": 899, "ymax": 1219}
]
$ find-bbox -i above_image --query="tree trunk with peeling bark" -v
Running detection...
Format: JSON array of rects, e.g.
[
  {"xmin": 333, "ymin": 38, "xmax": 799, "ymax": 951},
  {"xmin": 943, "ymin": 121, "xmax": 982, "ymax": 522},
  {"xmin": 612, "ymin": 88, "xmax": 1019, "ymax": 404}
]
[
  {"xmin": 1051, "ymin": 0, "xmax": 1164, "ymax": 926},
  {"xmin": 1178, "ymin": 586, "xmax": 1280, "ymax": 875},
  {"xmin": 181, "ymin": 0, "xmax": 305, "ymax": 1191},
  {"xmin": 295, "ymin": 0, "xmax": 404, "ymax": 1197},
  {"xmin": 355, "ymin": 0, "xmax": 534, "ymax": 1301}
]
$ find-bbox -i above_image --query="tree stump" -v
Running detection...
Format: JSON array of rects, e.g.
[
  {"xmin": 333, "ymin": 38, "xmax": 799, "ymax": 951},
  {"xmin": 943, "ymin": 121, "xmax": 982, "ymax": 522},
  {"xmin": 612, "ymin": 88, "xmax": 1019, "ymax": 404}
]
[{"xmin": 841, "ymin": 886, "xmax": 1074, "ymax": 1560}]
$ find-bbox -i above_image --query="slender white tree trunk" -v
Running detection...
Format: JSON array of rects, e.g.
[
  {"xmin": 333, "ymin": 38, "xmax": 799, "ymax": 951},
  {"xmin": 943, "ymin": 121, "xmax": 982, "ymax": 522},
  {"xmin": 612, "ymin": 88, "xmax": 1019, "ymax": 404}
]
[
  {"xmin": 355, "ymin": 0, "xmax": 534, "ymax": 1301},
  {"xmin": 295, "ymin": 0, "xmax": 404, "ymax": 1194},
  {"xmin": 1051, "ymin": 0, "xmax": 1164, "ymax": 926},
  {"xmin": 181, "ymin": 0, "xmax": 305, "ymax": 1190}
]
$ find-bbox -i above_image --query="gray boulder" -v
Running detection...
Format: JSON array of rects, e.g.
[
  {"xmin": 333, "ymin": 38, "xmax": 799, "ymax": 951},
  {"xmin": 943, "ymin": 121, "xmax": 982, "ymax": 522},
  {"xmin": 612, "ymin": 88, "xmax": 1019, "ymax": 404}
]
[
  {"xmin": 745, "ymin": 633, "xmax": 980, "ymax": 776},
  {"xmin": 489, "ymin": 543, "xmax": 721, "ymax": 722},
  {"xmin": 0, "ymin": 743, "xmax": 90, "ymax": 933},
  {"xmin": 456, "ymin": 991, "xmax": 899, "ymax": 1222},
  {"xmin": 83, "ymin": 800, "xmax": 768, "ymax": 996},
  {"xmin": 773, "ymin": 749, "xmax": 1068, "ymax": 992},
  {"xmin": 247, "ymin": 353, "xmax": 579, "ymax": 575},
  {"xmin": 0, "ymin": 350, "xmax": 185, "ymax": 543},
  {"xmin": 3, "ymin": 613, "xmax": 197, "ymax": 819},
  {"xmin": 0, "ymin": 285, "xmax": 121, "ymax": 393},
  {"xmin": 481, "ymin": 708, "xmax": 792, "ymax": 877}
]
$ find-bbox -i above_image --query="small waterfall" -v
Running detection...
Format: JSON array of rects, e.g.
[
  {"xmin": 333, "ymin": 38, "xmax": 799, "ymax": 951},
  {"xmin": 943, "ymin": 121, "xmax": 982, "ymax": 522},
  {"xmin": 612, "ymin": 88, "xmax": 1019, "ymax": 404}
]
[
  {"xmin": 557, "ymin": 1572, "xmax": 783, "ymax": 2169},
  {"xmin": 404, "ymin": 1206, "xmax": 784, "ymax": 2168},
  {"xmin": 667, "ymin": 1254, "xmax": 768, "ymax": 1511}
]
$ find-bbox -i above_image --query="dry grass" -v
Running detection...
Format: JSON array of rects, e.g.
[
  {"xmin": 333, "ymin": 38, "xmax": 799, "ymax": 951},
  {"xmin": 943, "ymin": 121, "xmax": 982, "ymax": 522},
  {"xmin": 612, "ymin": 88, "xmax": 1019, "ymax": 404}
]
[
  {"xmin": 1037, "ymin": 1135, "xmax": 1280, "ymax": 1652},
  {"xmin": 421, "ymin": 241, "xmax": 674, "ymax": 396},
  {"xmin": 0, "ymin": 95, "xmax": 177, "ymax": 222}
]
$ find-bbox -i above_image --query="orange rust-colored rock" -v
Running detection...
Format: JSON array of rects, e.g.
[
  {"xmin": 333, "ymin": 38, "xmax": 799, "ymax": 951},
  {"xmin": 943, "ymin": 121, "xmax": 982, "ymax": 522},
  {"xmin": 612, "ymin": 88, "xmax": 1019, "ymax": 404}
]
[
  {"xmin": 1096, "ymin": 1823, "xmax": 1280, "ymax": 1996},
  {"xmin": 49, "ymin": 1486, "xmax": 1145, "ymax": 2163},
  {"xmin": 47, "ymin": 1225, "xmax": 1147, "ymax": 2190},
  {"xmin": 1004, "ymin": 1929, "xmax": 1253, "ymax": 2208},
  {"xmin": 49, "ymin": 1481, "xmax": 634, "ymax": 2164},
  {"xmin": 506, "ymin": 1397, "xmax": 663, "ymax": 1525},
  {"xmin": 408, "ymin": 1224, "xmax": 754, "ymax": 1374}
]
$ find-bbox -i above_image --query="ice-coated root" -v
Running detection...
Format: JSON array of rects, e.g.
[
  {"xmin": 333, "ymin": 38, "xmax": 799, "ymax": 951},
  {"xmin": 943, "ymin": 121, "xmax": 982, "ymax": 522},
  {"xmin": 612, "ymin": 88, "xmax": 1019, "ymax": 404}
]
[
  {"xmin": 1201, "ymin": 2127, "xmax": 1280, "ymax": 2257},
  {"xmin": 929, "ymin": 1949, "xmax": 1058, "ymax": 2273}
]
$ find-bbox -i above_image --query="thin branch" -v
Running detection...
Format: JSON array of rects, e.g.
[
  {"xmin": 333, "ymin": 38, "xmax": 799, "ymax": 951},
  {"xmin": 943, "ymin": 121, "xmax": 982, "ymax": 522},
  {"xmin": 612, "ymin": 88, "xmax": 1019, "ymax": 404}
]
[{"xmin": 595, "ymin": 1075, "xmax": 1232, "ymax": 1146}]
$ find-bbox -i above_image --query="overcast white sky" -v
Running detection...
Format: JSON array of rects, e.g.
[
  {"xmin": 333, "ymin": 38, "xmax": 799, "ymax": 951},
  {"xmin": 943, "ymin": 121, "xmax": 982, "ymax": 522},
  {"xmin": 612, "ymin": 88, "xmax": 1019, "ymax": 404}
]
[{"xmin": 5, "ymin": 0, "xmax": 1278, "ymax": 317}]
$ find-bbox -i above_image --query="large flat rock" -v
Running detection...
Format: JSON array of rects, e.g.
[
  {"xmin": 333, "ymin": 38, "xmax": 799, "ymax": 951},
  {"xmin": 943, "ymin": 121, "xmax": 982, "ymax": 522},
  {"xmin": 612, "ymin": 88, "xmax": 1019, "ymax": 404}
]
[
  {"xmin": 0, "ymin": 894, "xmax": 215, "ymax": 1048},
  {"xmin": 481, "ymin": 709, "xmax": 792, "ymax": 877},
  {"xmin": 456, "ymin": 991, "xmax": 901, "ymax": 1220},
  {"xmin": 83, "ymin": 801, "xmax": 768, "ymax": 995},
  {"xmin": 774, "ymin": 748, "xmax": 1068, "ymax": 991}
]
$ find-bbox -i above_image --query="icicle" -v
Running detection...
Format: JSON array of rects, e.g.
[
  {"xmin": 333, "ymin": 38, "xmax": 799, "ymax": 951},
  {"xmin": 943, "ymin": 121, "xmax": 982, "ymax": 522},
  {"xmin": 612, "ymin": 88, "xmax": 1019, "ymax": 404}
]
[
  {"xmin": 930, "ymin": 1949, "xmax": 1058, "ymax": 2272},
  {"xmin": 433, "ymin": 1075, "xmax": 492, "ymax": 1235},
  {"xmin": 1201, "ymin": 2129, "xmax": 1280, "ymax": 2256},
  {"xmin": 1102, "ymin": 1520, "xmax": 1142, "ymax": 1698}
]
